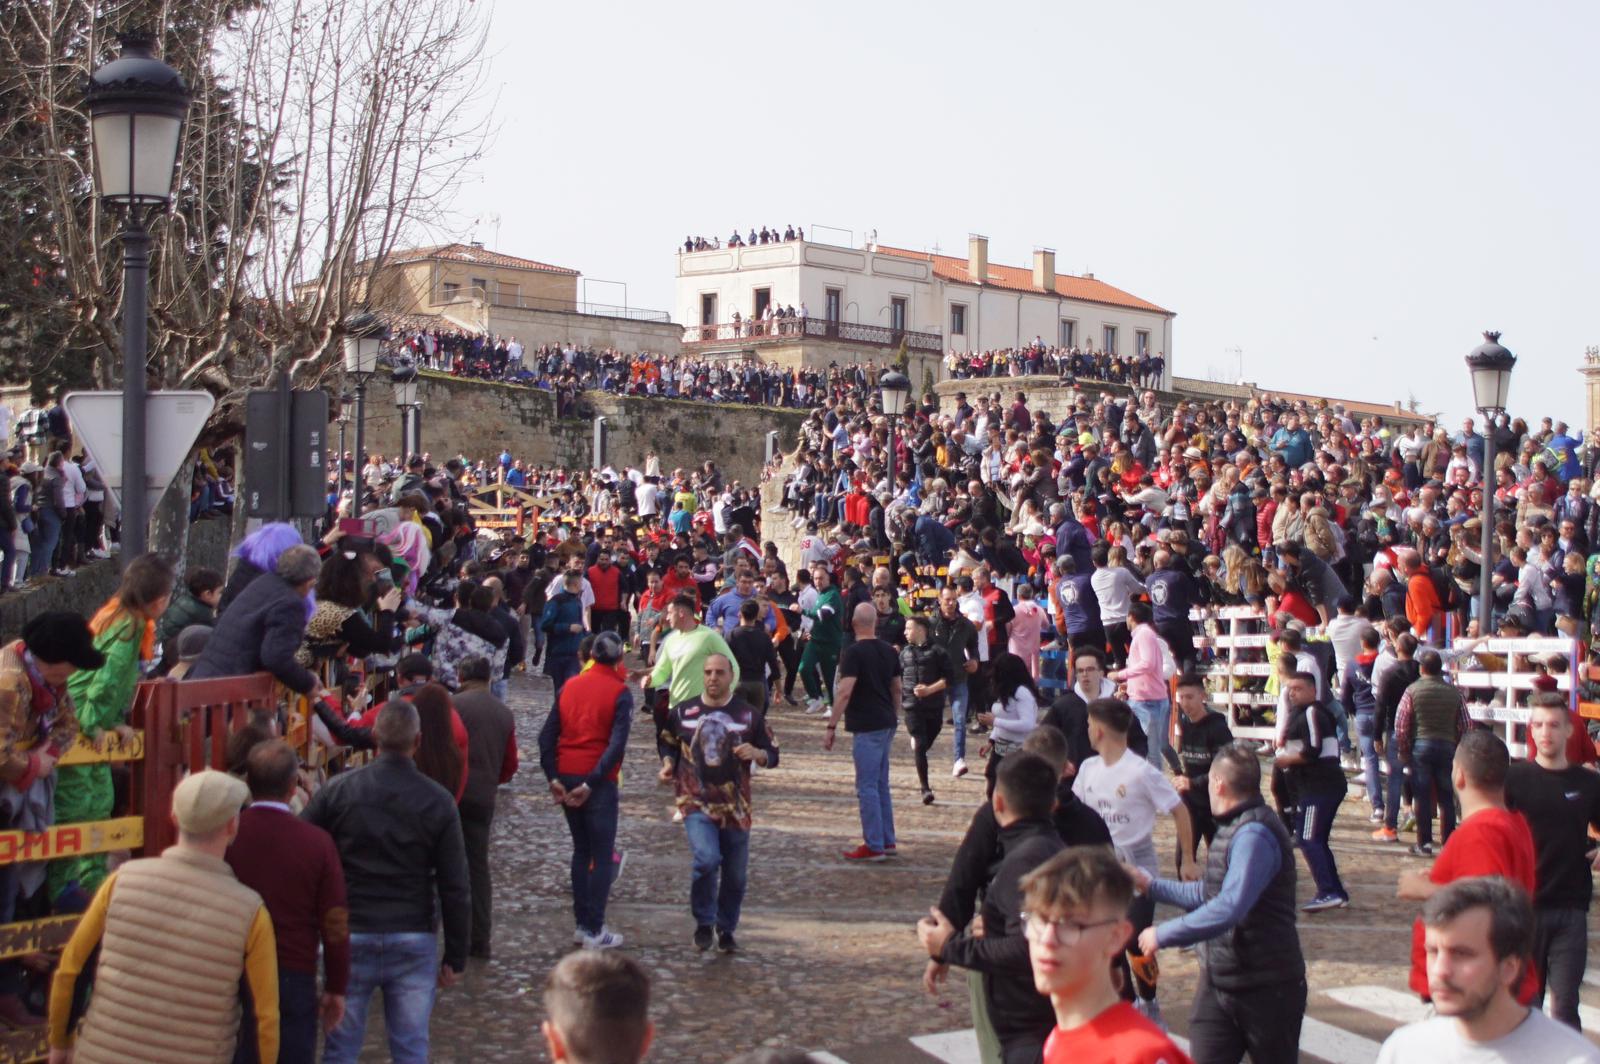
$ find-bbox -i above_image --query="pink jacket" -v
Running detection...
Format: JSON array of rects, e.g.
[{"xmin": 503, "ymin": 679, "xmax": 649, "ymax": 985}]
[{"xmin": 1117, "ymin": 623, "xmax": 1169, "ymax": 702}]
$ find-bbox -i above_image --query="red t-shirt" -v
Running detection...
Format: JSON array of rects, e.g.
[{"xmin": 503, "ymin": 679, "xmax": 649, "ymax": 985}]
[
  {"xmin": 1042, "ymin": 1001, "xmax": 1194, "ymax": 1064},
  {"xmin": 1408, "ymin": 806, "xmax": 1538, "ymax": 1003}
]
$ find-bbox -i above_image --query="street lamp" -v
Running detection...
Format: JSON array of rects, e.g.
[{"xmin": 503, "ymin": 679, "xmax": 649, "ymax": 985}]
[
  {"xmin": 342, "ymin": 311, "xmax": 388, "ymax": 519},
  {"xmin": 335, "ymin": 393, "xmax": 352, "ymax": 504},
  {"xmin": 85, "ymin": 31, "xmax": 190, "ymax": 561},
  {"xmin": 879, "ymin": 369, "xmax": 911, "ymax": 588},
  {"xmin": 1466, "ymin": 330, "xmax": 1516, "ymax": 633},
  {"xmin": 391, "ymin": 361, "xmax": 421, "ymax": 459}
]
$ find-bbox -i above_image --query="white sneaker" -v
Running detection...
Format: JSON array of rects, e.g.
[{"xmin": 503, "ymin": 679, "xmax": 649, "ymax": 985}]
[
  {"xmin": 572, "ymin": 928, "xmax": 586, "ymax": 945},
  {"xmin": 952, "ymin": 758, "xmax": 968, "ymax": 778},
  {"xmin": 672, "ymin": 808, "xmax": 685, "ymax": 823},
  {"xmin": 804, "ymin": 698, "xmax": 825, "ymax": 715},
  {"xmin": 582, "ymin": 927, "xmax": 624, "ymax": 950}
]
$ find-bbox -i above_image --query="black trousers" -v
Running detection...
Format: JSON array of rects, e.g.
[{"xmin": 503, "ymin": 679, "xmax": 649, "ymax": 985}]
[
  {"xmin": 1188, "ymin": 971, "xmax": 1306, "ymax": 1064},
  {"xmin": 776, "ymin": 635, "xmax": 800, "ymax": 698},
  {"xmin": 905, "ymin": 708, "xmax": 944, "ymax": 790},
  {"xmin": 460, "ymin": 800, "xmax": 495, "ymax": 954},
  {"xmin": 1105, "ymin": 621, "xmax": 1131, "ymax": 668}
]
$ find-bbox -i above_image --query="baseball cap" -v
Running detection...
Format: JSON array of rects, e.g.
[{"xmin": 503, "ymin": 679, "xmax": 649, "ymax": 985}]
[{"xmin": 171, "ymin": 769, "xmax": 249, "ymax": 835}]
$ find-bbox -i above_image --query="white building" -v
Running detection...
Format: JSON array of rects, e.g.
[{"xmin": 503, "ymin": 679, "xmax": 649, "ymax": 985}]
[{"xmin": 676, "ymin": 232, "xmax": 1174, "ymax": 384}]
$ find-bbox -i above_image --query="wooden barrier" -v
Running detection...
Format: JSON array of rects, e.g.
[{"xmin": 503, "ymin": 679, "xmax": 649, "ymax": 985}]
[
  {"xmin": 0, "ymin": 672, "xmax": 281, "ymax": 1062},
  {"xmin": 1188, "ymin": 606, "xmax": 1279, "ymax": 742}
]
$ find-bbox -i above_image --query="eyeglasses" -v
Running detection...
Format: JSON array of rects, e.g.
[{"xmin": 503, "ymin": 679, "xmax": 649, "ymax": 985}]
[{"xmin": 1021, "ymin": 912, "xmax": 1121, "ymax": 945}]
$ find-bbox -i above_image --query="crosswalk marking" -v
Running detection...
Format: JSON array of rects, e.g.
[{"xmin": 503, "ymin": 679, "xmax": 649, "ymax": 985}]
[
  {"xmin": 1325, "ymin": 984, "xmax": 1428, "ymax": 1025},
  {"xmin": 809, "ymin": 1053, "xmax": 851, "ymax": 1064},
  {"xmin": 907, "ymin": 1029, "xmax": 981, "ymax": 1063}
]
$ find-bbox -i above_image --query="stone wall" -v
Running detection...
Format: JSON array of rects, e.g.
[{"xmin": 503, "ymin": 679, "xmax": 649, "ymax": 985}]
[
  {"xmin": 359, "ymin": 373, "xmax": 808, "ymax": 488},
  {"xmin": 483, "ymin": 306, "xmax": 684, "ymax": 357},
  {"xmin": 0, "ymin": 513, "xmax": 231, "ymax": 641}
]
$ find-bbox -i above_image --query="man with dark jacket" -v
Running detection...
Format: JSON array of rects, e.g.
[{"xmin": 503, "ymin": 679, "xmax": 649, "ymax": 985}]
[
  {"xmin": 307, "ymin": 699, "xmax": 470, "ymax": 1064},
  {"xmin": 539, "ymin": 571, "xmax": 588, "ymax": 698},
  {"xmin": 900, "ymin": 615, "xmax": 950, "ymax": 804},
  {"xmin": 452, "ymin": 656, "xmax": 519, "ymax": 959},
  {"xmin": 918, "ymin": 753, "xmax": 1067, "ymax": 1063},
  {"xmin": 727, "ymin": 599, "xmax": 779, "ymax": 710},
  {"xmin": 1374, "ymin": 633, "xmax": 1421, "ymax": 842},
  {"xmin": 1130, "ymin": 743, "xmax": 1306, "ymax": 1064},
  {"xmin": 190, "ymin": 544, "xmax": 321, "ymax": 696},
  {"xmin": 1146, "ymin": 548, "xmax": 1199, "ymax": 673},
  {"xmin": 929, "ymin": 586, "xmax": 981, "ymax": 776}
]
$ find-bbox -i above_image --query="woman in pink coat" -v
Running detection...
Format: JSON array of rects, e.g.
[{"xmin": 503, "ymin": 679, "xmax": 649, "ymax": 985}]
[{"xmin": 1006, "ymin": 583, "xmax": 1049, "ymax": 678}]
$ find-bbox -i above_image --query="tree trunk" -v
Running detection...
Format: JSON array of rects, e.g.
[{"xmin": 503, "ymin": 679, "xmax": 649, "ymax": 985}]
[{"xmin": 148, "ymin": 457, "xmax": 195, "ymax": 575}]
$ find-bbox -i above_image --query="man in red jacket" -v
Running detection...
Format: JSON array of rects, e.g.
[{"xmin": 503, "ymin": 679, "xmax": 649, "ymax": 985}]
[
  {"xmin": 227, "ymin": 739, "xmax": 351, "ymax": 1061},
  {"xmin": 587, "ymin": 551, "xmax": 626, "ymax": 639},
  {"xmin": 538, "ymin": 631, "xmax": 633, "ymax": 950}
]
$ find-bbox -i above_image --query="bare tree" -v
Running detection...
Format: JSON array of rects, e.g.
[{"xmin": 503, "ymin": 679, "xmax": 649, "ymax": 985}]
[{"xmin": 0, "ymin": 0, "xmax": 493, "ymax": 433}]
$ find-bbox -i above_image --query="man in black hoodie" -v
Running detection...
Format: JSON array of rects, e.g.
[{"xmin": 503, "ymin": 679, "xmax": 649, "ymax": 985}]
[{"xmin": 922, "ymin": 733, "xmax": 1110, "ymax": 1063}]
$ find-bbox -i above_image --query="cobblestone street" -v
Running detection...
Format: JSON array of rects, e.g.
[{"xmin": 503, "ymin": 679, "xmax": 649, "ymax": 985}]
[{"xmin": 358, "ymin": 668, "xmax": 1600, "ymax": 1063}]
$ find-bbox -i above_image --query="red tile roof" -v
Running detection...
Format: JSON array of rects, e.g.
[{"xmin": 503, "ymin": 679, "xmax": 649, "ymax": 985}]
[
  {"xmin": 375, "ymin": 243, "xmax": 579, "ymax": 275},
  {"xmin": 874, "ymin": 244, "xmax": 1170, "ymax": 315}
]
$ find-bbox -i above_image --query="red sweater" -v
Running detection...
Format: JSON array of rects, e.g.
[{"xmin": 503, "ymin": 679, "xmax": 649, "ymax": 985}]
[
  {"xmin": 587, "ymin": 563, "xmax": 622, "ymax": 611},
  {"xmin": 226, "ymin": 804, "xmax": 351, "ymax": 992},
  {"xmin": 554, "ymin": 665, "xmax": 628, "ymax": 781}
]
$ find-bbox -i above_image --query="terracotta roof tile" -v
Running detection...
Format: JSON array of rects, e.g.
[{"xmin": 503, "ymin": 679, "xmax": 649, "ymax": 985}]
[
  {"xmin": 874, "ymin": 244, "xmax": 1169, "ymax": 315},
  {"xmin": 376, "ymin": 243, "xmax": 579, "ymax": 275}
]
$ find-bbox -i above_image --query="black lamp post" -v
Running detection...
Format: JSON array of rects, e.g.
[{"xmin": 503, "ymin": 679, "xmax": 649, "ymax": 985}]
[
  {"xmin": 1466, "ymin": 331, "xmax": 1516, "ymax": 633},
  {"xmin": 879, "ymin": 369, "xmax": 911, "ymax": 587},
  {"xmin": 335, "ymin": 393, "xmax": 352, "ymax": 504},
  {"xmin": 85, "ymin": 32, "xmax": 190, "ymax": 562},
  {"xmin": 342, "ymin": 311, "xmax": 387, "ymax": 519},
  {"xmin": 392, "ymin": 361, "xmax": 421, "ymax": 459}
]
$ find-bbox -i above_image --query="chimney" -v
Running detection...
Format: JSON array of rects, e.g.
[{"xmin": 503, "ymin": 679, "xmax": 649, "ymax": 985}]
[
  {"xmin": 469, "ymin": 240, "xmax": 483, "ymax": 249},
  {"xmin": 968, "ymin": 233, "xmax": 988, "ymax": 284},
  {"xmin": 1032, "ymin": 247, "xmax": 1056, "ymax": 292}
]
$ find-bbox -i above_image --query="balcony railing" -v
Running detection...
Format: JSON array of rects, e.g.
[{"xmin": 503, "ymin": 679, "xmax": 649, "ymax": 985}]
[
  {"xmin": 431, "ymin": 287, "xmax": 671, "ymax": 323},
  {"xmin": 684, "ymin": 316, "xmax": 942, "ymax": 352}
]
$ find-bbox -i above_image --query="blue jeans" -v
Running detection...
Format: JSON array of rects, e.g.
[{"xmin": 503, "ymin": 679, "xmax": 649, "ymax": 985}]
[
  {"xmin": 1129, "ymin": 698, "xmax": 1171, "ymax": 770},
  {"xmin": 1326, "ymin": 696, "xmax": 1351, "ymax": 753},
  {"xmin": 683, "ymin": 811, "xmax": 751, "ymax": 932},
  {"xmin": 851, "ymin": 725, "xmax": 897, "ymax": 851},
  {"xmin": 1410, "ymin": 738, "xmax": 1457, "ymax": 847},
  {"xmin": 490, "ymin": 678, "xmax": 508, "ymax": 700},
  {"xmin": 323, "ymin": 932, "xmax": 438, "ymax": 1064},
  {"xmin": 547, "ymin": 654, "xmax": 579, "ymax": 699},
  {"xmin": 1355, "ymin": 712, "xmax": 1383, "ymax": 814},
  {"xmin": 29, "ymin": 507, "xmax": 60, "ymax": 577},
  {"xmin": 1295, "ymin": 789, "xmax": 1347, "ymax": 898},
  {"xmin": 1383, "ymin": 732, "xmax": 1407, "ymax": 831},
  {"xmin": 948, "ymin": 681, "xmax": 969, "ymax": 762},
  {"xmin": 560, "ymin": 776, "xmax": 619, "ymax": 935}
]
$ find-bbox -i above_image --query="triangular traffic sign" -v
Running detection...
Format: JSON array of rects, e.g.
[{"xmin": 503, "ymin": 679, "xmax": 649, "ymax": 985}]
[{"xmin": 62, "ymin": 391, "xmax": 216, "ymax": 514}]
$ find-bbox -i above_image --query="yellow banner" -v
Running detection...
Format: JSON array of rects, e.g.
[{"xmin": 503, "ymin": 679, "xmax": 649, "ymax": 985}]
[
  {"xmin": 0, "ymin": 816, "xmax": 143, "ymax": 866},
  {"xmin": 56, "ymin": 729, "xmax": 146, "ymax": 767}
]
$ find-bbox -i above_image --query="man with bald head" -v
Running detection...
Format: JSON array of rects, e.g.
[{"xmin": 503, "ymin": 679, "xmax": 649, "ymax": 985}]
[{"xmin": 826, "ymin": 602, "xmax": 904, "ymax": 861}]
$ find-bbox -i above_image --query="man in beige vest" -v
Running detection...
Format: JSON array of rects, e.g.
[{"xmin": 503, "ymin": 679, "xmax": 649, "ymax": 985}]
[{"xmin": 47, "ymin": 770, "xmax": 279, "ymax": 1064}]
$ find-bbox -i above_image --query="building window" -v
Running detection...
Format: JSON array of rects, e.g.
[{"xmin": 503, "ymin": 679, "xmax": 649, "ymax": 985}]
[
  {"xmin": 890, "ymin": 296, "xmax": 907, "ymax": 333},
  {"xmin": 497, "ymin": 282, "xmax": 520, "ymax": 306},
  {"xmin": 1060, "ymin": 319, "xmax": 1076, "ymax": 348},
  {"xmin": 1136, "ymin": 330, "xmax": 1150, "ymax": 356},
  {"xmin": 825, "ymin": 288, "xmax": 841, "ymax": 322},
  {"xmin": 700, "ymin": 293, "xmax": 718, "ymax": 325},
  {"xmin": 1103, "ymin": 325, "xmax": 1118, "ymax": 355},
  {"xmin": 950, "ymin": 304, "xmax": 967, "ymax": 336},
  {"xmin": 754, "ymin": 288, "xmax": 772, "ymax": 320},
  {"xmin": 471, "ymin": 277, "xmax": 489, "ymax": 298},
  {"xmin": 441, "ymin": 282, "xmax": 460, "ymax": 302}
]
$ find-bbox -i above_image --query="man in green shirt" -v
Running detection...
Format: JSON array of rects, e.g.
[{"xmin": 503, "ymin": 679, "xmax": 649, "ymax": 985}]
[
  {"xmin": 638, "ymin": 592, "xmax": 739, "ymax": 779},
  {"xmin": 799, "ymin": 566, "xmax": 844, "ymax": 714}
]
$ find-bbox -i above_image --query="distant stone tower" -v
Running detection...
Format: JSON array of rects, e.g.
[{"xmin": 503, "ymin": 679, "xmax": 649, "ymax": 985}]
[{"xmin": 1584, "ymin": 346, "xmax": 1600, "ymax": 445}]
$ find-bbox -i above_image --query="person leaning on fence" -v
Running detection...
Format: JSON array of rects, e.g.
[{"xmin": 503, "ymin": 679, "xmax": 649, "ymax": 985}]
[
  {"xmin": 51, "ymin": 552, "xmax": 174, "ymax": 909},
  {"xmin": 190, "ymin": 543, "xmax": 323, "ymax": 697},
  {"xmin": 0, "ymin": 611, "xmax": 100, "ymax": 1028},
  {"xmin": 48, "ymin": 769, "xmax": 279, "ymax": 1064}
]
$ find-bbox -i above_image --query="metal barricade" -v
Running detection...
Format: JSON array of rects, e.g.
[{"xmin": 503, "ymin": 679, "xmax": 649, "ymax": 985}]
[{"xmin": 0, "ymin": 673, "xmax": 281, "ymax": 1062}]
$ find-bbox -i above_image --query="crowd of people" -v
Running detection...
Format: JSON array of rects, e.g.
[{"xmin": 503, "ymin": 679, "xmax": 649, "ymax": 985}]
[
  {"xmin": 6, "ymin": 346, "xmax": 1600, "ymax": 1062},
  {"xmin": 946, "ymin": 340, "xmax": 1168, "ymax": 388},
  {"xmin": 682, "ymin": 225, "xmax": 805, "ymax": 251}
]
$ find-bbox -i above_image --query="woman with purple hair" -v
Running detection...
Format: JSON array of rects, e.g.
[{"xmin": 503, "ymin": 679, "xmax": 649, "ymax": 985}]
[{"xmin": 218, "ymin": 522, "xmax": 306, "ymax": 614}]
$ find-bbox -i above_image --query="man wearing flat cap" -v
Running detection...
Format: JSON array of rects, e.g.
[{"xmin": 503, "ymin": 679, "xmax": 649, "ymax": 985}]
[{"xmin": 48, "ymin": 769, "xmax": 279, "ymax": 1064}]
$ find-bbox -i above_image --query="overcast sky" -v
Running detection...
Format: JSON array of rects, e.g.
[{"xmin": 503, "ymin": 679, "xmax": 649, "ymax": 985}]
[{"xmin": 462, "ymin": 1, "xmax": 1597, "ymax": 427}]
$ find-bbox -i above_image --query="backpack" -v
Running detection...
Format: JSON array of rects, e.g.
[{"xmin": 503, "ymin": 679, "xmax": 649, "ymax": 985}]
[{"xmin": 1430, "ymin": 564, "xmax": 1462, "ymax": 612}]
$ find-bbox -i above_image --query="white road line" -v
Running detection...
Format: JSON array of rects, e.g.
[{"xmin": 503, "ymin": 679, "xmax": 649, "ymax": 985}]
[
  {"xmin": 1173, "ymin": 1016, "xmax": 1379, "ymax": 1064},
  {"xmin": 908, "ymin": 1028, "xmax": 982, "ymax": 1063},
  {"xmin": 809, "ymin": 1053, "xmax": 851, "ymax": 1064},
  {"xmin": 1325, "ymin": 984, "xmax": 1428, "ymax": 1025},
  {"xmin": 1300, "ymin": 1016, "xmax": 1385, "ymax": 1064}
]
